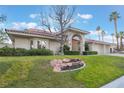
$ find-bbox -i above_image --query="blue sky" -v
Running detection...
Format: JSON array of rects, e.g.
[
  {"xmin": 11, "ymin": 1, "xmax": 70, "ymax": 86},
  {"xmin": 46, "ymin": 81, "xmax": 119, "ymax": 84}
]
[{"xmin": 0, "ymin": 5, "xmax": 124, "ymax": 42}]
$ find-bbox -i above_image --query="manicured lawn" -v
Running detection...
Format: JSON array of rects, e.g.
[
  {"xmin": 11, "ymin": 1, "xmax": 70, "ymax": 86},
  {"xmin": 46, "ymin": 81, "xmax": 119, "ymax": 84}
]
[{"xmin": 0, "ymin": 55, "xmax": 124, "ymax": 88}]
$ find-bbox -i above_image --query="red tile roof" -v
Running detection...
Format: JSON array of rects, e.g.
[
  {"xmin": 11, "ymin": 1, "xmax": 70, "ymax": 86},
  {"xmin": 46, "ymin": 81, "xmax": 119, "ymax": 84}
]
[
  {"xmin": 86, "ymin": 39, "xmax": 115, "ymax": 45},
  {"xmin": 5, "ymin": 28, "xmax": 57, "ymax": 37}
]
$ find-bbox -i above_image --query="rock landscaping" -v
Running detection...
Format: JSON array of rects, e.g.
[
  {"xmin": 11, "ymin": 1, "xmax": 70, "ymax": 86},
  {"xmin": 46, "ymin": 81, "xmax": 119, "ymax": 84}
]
[{"xmin": 50, "ymin": 58, "xmax": 85, "ymax": 72}]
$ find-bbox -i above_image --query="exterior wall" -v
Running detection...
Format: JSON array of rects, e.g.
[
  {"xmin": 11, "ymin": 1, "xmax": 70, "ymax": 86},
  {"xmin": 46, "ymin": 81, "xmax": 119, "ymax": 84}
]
[
  {"xmin": 89, "ymin": 43, "xmax": 112, "ymax": 55},
  {"xmin": 49, "ymin": 40, "xmax": 60, "ymax": 54},
  {"xmin": 14, "ymin": 36, "xmax": 60, "ymax": 54},
  {"xmin": 14, "ymin": 37, "xmax": 30, "ymax": 49}
]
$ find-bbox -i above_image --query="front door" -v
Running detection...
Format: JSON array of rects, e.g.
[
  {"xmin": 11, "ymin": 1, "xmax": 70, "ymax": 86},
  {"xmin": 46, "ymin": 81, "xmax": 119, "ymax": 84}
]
[{"xmin": 72, "ymin": 39, "xmax": 80, "ymax": 51}]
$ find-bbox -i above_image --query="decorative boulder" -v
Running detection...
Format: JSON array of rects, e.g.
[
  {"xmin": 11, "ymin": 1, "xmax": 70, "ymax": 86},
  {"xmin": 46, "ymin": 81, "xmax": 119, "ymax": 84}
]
[{"xmin": 50, "ymin": 58, "xmax": 85, "ymax": 72}]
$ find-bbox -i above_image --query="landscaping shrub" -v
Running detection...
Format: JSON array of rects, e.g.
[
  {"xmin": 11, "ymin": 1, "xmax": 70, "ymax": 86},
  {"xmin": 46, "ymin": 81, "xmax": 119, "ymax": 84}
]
[
  {"xmin": 64, "ymin": 51, "xmax": 80, "ymax": 55},
  {"xmin": 63, "ymin": 45, "xmax": 70, "ymax": 51},
  {"xmin": 83, "ymin": 51, "xmax": 98, "ymax": 55},
  {"xmin": 0, "ymin": 61, "xmax": 33, "ymax": 87},
  {"xmin": 28, "ymin": 49, "xmax": 53, "ymax": 56},
  {"xmin": 0, "ymin": 47, "xmax": 53, "ymax": 56},
  {"xmin": 14, "ymin": 48, "xmax": 28, "ymax": 56},
  {"xmin": 0, "ymin": 47, "xmax": 15, "ymax": 56}
]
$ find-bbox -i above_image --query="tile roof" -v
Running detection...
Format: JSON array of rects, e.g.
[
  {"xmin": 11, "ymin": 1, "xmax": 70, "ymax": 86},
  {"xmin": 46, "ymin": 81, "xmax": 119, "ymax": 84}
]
[
  {"xmin": 5, "ymin": 28, "xmax": 57, "ymax": 37},
  {"xmin": 86, "ymin": 39, "xmax": 115, "ymax": 45}
]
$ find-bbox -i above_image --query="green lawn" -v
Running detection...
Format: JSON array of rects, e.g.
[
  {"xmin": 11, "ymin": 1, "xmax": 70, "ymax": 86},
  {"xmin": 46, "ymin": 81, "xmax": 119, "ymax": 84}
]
[{"xmin": 0, "ymin": 55, "xmax": 124, "ymax": 88}]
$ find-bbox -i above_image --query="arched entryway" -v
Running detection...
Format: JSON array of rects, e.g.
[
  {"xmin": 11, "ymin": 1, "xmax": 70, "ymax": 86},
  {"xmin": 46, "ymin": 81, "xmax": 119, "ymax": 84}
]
[{"xmin": 72, "ymin": 34, "xmax": 82, "ymax": 51}]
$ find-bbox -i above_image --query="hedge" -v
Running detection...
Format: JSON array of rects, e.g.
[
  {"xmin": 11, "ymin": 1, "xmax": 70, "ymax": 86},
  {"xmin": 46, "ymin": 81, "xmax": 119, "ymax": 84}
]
[
  {"xmin": 64, "ymin": 51, "xmax": 80, "ymax": 55},
  {"xmin": 0, "ymin": 47, "xmax": 53, "ymax": 56},
  {"xmin": 83, "ymin": 51, "xmax": 98, "ymax": 55}
]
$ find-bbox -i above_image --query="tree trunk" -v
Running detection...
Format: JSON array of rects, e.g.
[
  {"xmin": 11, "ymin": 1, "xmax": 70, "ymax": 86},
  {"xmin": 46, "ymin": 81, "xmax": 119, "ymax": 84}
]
[
  {"xmin": 60, "ymin": 33, "xmax": 64, "ymax": 55},
  {"xmin": 114, "ymin": 19, "xmax": 119, "ymax": 50}
]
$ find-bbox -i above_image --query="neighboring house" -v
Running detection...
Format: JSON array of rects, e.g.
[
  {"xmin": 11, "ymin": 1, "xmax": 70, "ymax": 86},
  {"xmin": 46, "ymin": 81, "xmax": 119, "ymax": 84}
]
[{"xmin": 5, "ymin": 27, "xmax": 116, "ymax": 55}]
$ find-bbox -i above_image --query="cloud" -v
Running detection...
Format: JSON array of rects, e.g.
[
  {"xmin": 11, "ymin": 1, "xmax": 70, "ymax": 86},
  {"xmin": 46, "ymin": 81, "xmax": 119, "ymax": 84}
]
[
  {"xmin": 29, "ymin": 13, "xmax": 40, "ymax": 19},
  {"xmin": 11, "ymin": 22, "xmax": 38, "ymax": 29},
  {"xmin": 78, "ymin": 13, "xmax": 93, "ymax": 19}
]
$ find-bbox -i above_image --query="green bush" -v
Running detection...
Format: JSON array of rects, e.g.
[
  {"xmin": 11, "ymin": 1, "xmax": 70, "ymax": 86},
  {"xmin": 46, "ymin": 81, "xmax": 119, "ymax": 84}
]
[
  {"xmin": 28, "ymin": 49, "xmax": 53, "ymax": 56},
  {"xmin": 64, "ymin": 51, "xmax": 80, "ymax": 55},
  {"xmin": 63, "ymin": 45, "xmax": 70, "ymax": 51},
  {"xmin": 0, "ymin": 47, "xmax": 53, "ymax": 56},
  {"xmin": 83, "ymin": 51, "xmax": 98, "ymax": 55}
]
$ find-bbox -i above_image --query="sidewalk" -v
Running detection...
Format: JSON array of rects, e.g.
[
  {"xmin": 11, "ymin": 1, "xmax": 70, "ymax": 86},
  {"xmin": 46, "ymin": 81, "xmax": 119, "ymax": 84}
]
[{"xmin": 101, "ymin": 76, "xmax": 124, "ymax": 88}]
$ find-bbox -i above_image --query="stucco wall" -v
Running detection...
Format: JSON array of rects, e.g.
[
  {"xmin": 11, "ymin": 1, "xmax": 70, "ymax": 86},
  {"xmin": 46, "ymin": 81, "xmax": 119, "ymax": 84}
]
[
  {"xmin": 14, "ymin": 37, "xmax": 30, "ymax": 49},
  {"xmin": 89, "ymin": 43, "xmax": 111, "ymax": 54},
  {"xmin": 14, "ymin": 36, "xmax": 60, "ymax": 54},
  {"xmin": 49, "ymin": 40, "xmax": 60, "ymax": 54}
]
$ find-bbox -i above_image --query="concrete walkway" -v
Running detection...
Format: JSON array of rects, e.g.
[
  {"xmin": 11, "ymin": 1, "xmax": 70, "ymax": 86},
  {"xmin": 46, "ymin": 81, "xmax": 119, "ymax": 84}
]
[{"xmin": 101, "ymin": 76, "xmax": 124, "ymax": 88}]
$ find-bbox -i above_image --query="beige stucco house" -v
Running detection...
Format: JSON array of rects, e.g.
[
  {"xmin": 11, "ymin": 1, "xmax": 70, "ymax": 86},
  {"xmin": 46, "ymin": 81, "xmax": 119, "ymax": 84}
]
[{"xmin": 5, "ymin": 27, "xmax": 116, "ymax": 55}]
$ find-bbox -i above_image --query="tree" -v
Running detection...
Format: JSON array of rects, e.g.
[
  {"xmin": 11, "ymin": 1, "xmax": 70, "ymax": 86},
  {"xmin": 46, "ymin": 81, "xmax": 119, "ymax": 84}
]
[
  {"xmin": 96, "ymin": 26, "xmax": 101, "ymax": 41},
  {"xmin": 40, "ymin": 6, "xmax": 76, "ymax": 55},
  {"xmin": 111, "ymin": 33, "xmax": 115, "ymax": 43},
  {"xmin": 110, "ymin": 11, "xmax": 120, "ymax": 50},
  {"xmin": 119, "ymin": 31, "xmax": 124, "ymax": 49},
  {"xmin": 101, "ymin": 30, "xmax": 106, "ymax": 41},
  {"xmin": 0, "ymin": 14, "xmax": 7, "ymax": 44},
  {"xmin": 0, "ymin": 28, "xmax": 8, "ymax": 43}
]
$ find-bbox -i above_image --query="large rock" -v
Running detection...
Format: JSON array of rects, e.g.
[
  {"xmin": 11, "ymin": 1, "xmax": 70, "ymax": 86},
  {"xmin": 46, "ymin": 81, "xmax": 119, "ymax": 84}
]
[
  {"xmin": 63, "ymin": 58, "xmax": 71, "ymax": 63},
  {"xmin": 50, "ymin": 58, "xmax": 84, "ymax": 72}
]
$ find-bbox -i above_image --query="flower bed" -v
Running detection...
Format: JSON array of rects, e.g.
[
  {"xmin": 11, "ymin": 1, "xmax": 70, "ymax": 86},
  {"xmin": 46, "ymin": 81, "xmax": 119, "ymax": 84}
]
[{"xmin": 50, "ymin": 58, "xmax": 85, "ymax": 72}]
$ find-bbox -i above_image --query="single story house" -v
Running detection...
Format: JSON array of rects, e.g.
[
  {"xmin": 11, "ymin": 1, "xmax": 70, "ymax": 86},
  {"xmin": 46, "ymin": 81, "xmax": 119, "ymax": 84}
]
[{"xmin": 5, "ymin": 27, "xmax": 116, "ymax": 55}]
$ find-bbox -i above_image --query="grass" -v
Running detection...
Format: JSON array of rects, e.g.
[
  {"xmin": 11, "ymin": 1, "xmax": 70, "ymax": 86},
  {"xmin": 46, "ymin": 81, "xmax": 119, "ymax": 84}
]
[{"xmin": 0, "ymin": 55, "xmax": 124, "ymax": 88}]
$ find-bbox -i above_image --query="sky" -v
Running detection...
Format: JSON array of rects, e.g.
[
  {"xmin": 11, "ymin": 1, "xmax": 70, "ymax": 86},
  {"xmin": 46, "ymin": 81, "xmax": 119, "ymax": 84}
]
[{"xmin": 0, "ymin": 5, "xmax": 124, "ymax": 43}]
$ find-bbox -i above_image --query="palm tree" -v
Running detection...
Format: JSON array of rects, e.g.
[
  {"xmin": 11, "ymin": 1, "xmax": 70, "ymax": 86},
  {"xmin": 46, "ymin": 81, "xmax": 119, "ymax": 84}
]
[
  {"xmin": 101, "ymin": 30, "xmax": 106, "ymax": 41},
  {"xmin": 110, "ymin": 11, "xmax": 120, "ymax": 50},
  {"xmin": 96, "ymin": 26, "xmax": 101, "ymax": 41},
  {"xmin": 111, "ymin": 33, "xmax": 115, "ymax": 43},
  {"xmin": 119, "ymin": 31, "xmax": 124, "ymax": 49}
]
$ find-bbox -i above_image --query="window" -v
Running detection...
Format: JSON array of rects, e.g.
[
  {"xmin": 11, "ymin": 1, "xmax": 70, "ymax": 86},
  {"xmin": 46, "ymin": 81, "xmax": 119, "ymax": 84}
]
[
  {"xmin": 37, "ymin": 41, "xmax": 41, "ymax": 49},
  {"xmin": 30, "ymin": 40, "xmax": 33, "ymax": 49},
  {"xmin": 41, "ymin": 41, "xmax": 47, "ymax": 48}
]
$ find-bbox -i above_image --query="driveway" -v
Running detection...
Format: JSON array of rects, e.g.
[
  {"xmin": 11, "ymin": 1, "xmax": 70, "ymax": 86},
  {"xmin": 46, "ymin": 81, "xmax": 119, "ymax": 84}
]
[{"xmin": 101, "ymin": 76, "xmax": 124, "ymax": 88}]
